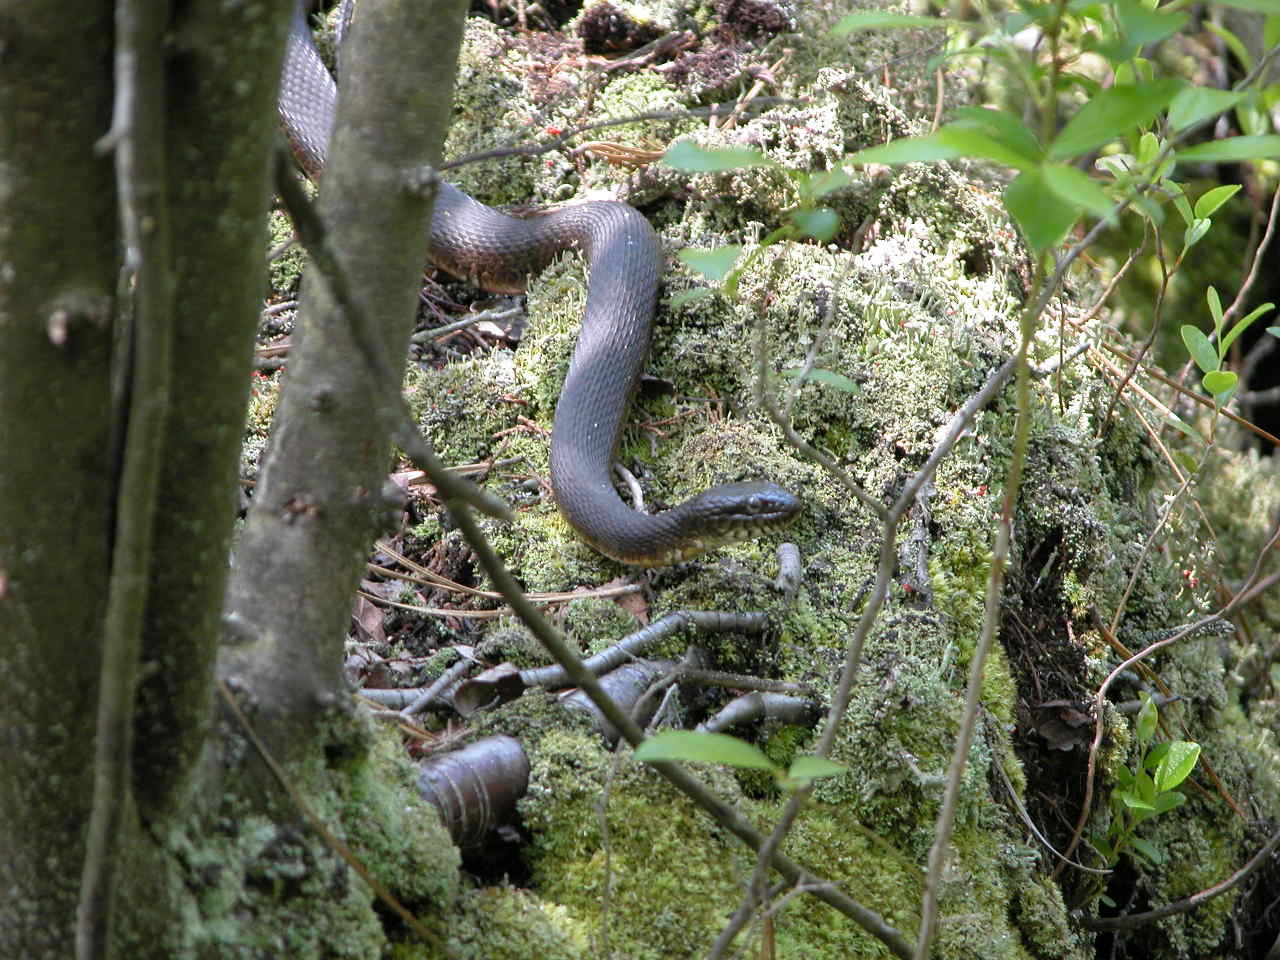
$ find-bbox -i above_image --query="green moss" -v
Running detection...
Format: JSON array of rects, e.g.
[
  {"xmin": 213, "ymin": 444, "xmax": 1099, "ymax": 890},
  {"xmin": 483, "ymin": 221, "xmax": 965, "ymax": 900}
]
[{"xmin": 233, "ymin": 9, "xmax": 1280, "ymax": 958}]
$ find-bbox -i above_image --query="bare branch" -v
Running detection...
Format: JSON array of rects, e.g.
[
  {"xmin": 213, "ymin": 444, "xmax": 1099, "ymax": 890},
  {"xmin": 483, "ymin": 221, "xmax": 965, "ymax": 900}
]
[{"xmin": 78, "ymin": 2, "xmax": 173, "ymax": 955}]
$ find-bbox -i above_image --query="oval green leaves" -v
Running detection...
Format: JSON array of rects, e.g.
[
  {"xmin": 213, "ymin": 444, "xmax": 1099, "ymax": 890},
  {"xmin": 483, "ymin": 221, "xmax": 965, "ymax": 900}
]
[
  {"xmin": 1154, "ymin": 741, "xmax": 1200, "ymax": 793},
  {"xmin": 830, "ymin": 11, "xmax": 955, "ymax": 35},
  {"xmin": 663, "ymin": 141, "xmax": 775, "ymax": 172},
  {"xmin": 678, "ymin": 245, "xmax": 742, "ymax": 283},
  {"xmin": 1048, "ymin": 78, "xmax": 1183, "ymax": 159},
  {"xmin": 1176, "ymin": 135, "xmax": 1280, "ymax": 164},
  {"xmin": 634, "ymin": 730, "xmax": 776, "ymax": 770}
]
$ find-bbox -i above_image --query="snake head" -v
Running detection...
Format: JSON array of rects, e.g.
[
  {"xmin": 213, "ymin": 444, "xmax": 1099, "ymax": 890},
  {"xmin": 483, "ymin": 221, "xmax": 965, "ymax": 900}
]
[{"xmin": 666, "ymin": 481, "xmax": 802, "ymax": 561}]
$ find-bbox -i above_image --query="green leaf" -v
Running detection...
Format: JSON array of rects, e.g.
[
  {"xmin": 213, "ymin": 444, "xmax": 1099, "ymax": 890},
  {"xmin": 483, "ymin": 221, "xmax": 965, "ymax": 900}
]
[
  {"xmin": 935, "ymin": 125, "xmax": 1040, "ymax": 170},
  {"xmin": 1120, "ymin": 791, "xmax": 1157, "ymax": 812},
  {"xmin": 1048, "ymin": 78, "xmax": 1182, "ymax": 159},
  {"xmin": 1269, "ymin": 326, "xmax": 1280, "ymax": 338},
  {"xmin": 663, "ymin": 141, "xmax": 775, "ymax": 172},
  {"xmin": 1203, "ymin": 369, "xmax": 1238, "ymax": 400},
  {"xmin": 1144, "ymin": 742, "xmax": 1170, "ymax": 770},
  {"xmin": 1169, "ymin": 87, "xmax": 1244, "ymax": 132},
  {"xmin": 1153, "ymin": 790, "xmax": 1187, "ymax": 814},
  {"xmin": 1180, "ymin": 325, "xmax": 1219, "ymax": 374},
  {"xmin": 1155, "ymin": 741, "xmax": 1201, "ymax": 791},
  {"xmin": 1194, "ymin": 184, "xmax": 1242, "ymax": 219},
  {"xmin": 1042, "ymin": 163, "xmax": 1116, "ymax": 219},
  {"xmin": 1136, "ymin": 692, "xmax": 1158, "ymax": 743},
  {"xmin": 1095, "ymin": 154, "xmax": 1136, "ymax": 179},
  {"xmin": 790, "ymin": 207, "xmax": 840, "ymax": 242},
  {"xmin": 948, "ymin": 106, "xmax": 1044, "ymax": 163},
  {"xmin": 1130, "ymin": 836, "xmax": 1164, "ymax": 865},
  {"xmin": 669, "ymin": 288, "xmax": 718, "ymax": 308},
  {"xmin": 1183, "ymin": 219, "xmax": 1211, "ymax": 250},
  {"xmin": 808, "ymin": 167, "xmax": 856, "ymax": 198},
  {"xmin": 1171, "ymin": 190, "xmax": 1195, "ymax": 226},
  {"xmin": 831, "ymin": 11, "xmax": 954, "ymax": 35},
  {"xmin": 1177, "ymin": 135, "xmax": 1280, "ymax": 164},
  {"xmin": 1113, "ymin": 764, "xmax": 1135, "ymax": 786},
  {"xmin": 1207, "ymin": 285, "xmax": 1224, "ymax": 332},
  {"xmin": 788, "ymin": 756, "xmax": 848, "ymax": 782},
  {"xmin": 781, "ymin": 367, "xmax": 862, "ymax": 393},
  {"xmin": 846, "ymin": 133, "xmax": 968, "ymax": 167},
  {"xmin": 633, "ymin": 731, "xmax": 778, "ymax": 771},
  {"xmin": 1114, "ymin": 0, "xmax": 1188, "ymax": 49},
  {"xmin": 1204, "ymin": 21, "xmax": 1254, "ymax": 71},
  {"xmin": 1004, "ymin": 168, "xmax": 1080, "ymax": 252},
  {"xmin": 1136, "ymin": 770, "xmax": 1157, "ymax": 803},
  {"xmin": 1136, "ymin": 131, "xmax": 1161, "ymax": 166},
  {"xmin": 1221, "ymin": 302, "xmax": 1275, "ymax": 354},
  {"xmin": 678, "ymin": 245, "xmax": 742, "ymax": 283}
]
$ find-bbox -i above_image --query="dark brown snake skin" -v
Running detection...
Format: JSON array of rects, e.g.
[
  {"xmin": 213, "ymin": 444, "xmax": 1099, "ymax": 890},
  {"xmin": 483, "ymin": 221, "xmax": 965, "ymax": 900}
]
[{"xmin": 278, "ymin": 6, "xmax": 800, "ymax": 564}]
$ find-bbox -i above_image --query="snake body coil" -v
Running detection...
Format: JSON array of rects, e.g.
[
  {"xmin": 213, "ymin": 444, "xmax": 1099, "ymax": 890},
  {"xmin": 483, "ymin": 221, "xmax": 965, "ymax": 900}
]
[{"xmin": 279, "ymin": 9, "xmax": 800, "ymax": 564}]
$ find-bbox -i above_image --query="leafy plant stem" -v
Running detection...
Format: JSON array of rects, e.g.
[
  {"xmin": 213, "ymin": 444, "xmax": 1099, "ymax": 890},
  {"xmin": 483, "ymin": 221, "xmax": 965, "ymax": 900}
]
[{"xmin": 914, "ymin": 257, "xmax": 1046, "ymax": 960}]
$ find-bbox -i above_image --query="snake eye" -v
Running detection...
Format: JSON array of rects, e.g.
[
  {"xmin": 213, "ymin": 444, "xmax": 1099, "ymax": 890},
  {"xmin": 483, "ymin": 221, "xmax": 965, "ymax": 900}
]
[{"xmin": 747, "ymin": 494, "xmax": 763, "ymax": 513}]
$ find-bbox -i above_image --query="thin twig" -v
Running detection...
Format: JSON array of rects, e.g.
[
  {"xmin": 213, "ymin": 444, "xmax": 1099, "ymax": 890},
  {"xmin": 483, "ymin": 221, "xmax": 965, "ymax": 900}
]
[
  {"xmin": 1222, "ymin": 180, "xmax": 1280, "ymax": 325},
  {"xmin": 78, "ymin": 2, "xmax": 173, "ymax": 956},
  {"xmin": 519, "ymin": 610, "xmax": 766, "ymax": 689},
  {"xmin": 437, "ymin": 98, "xmax": 801, "ymax": 173},
  {"xmin": 1082, "ymin": 822, "xmax": 1280, "ymax": 930},
  {"xmin": 914, "ymin": 257, "xmax": 1046, "ymax": 960},
  {"xmin": 1055, "ymin": 521, "xmax": 1280, "ymax": 872},
  {"xmin": 409, "ymin": 303, "xmax": 522, "ymax": 343},
  {"xmin": 400, "ymin": 656, "xmax": 478, "ymax": 717}
]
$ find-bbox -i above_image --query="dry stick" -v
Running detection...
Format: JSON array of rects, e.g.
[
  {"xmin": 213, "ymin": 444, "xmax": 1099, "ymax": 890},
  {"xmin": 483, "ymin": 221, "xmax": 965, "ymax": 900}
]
[
  {"xmin": 990, "ymin": 723, "xmax": 1111, "ymax": 876},
  {"xmin": 409, "ymin": 303, "xmax": 522, "ymax": 343},
  {"xmin": 218, "ymin": 679, "xmax": 448, "ymax": 952},
  {"xmin": 400, "ymin": 656, "xmax": 478, "ymax": 717},
  {"xmin": 1054, "ymin": 522, "xmax": 1280, "ymax": 874},
  {"xmin": 77, "ymin": 3, "xmax": 173, "ymax": 957},
  {"xmin": 1082, "ymin": 822, "xmax": 1280, "ymax": 931},
  {"xmin": 1093, "ymin": 337, "xmax": 1280, "ymax": 447},
  {"xmin": 707, "ymin": 795, "xmax": 808, "ymax": 960},
  {"xmin": 1108, "ymin": 454, "xmax": 1205, "ymax": 640},
  {"xmin": 272, "ymin": 147, "xmax": 511, "ymax": 522},
  {"xmin": 519, "ymin": 610, "xmax": 766, "ymax": 689},
  {"xmin": 781, "ymin": 257, "xmax": 857, "ymax": 423},
  {"xmin": 754, "ymin": 256, "xmax": 886, "ymax": 522},
  {"xmin": 1222, "ymin": 179, "xmax": 1280, "ymax": 326},
  {"xmin": 681, "ymin": 669, "xmax": 815, "ymax": 699},
  {"xmin": 446, "ymin": 503, "xmax": 914, "ymax": 960}
]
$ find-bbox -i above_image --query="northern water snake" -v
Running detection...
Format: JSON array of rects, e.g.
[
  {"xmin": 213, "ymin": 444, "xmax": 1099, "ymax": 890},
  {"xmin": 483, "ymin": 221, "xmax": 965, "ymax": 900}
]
[{"xmin": 278, "ymin": 6, "xmax": 801, "ymax": 564}]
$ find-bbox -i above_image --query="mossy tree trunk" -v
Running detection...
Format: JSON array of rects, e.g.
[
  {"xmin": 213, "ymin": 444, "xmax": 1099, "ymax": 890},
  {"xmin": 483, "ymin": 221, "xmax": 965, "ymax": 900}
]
[
  {"xmin": 0, "ymin": 1, "xmax": 119, "ymax": 951},
  {"xmin": 0, "ymin": 0, "xmax": 467, "ymax": 954},
  {"xmin": 221, "ymin": 0, "xmax": 469, "ymax": 760}
]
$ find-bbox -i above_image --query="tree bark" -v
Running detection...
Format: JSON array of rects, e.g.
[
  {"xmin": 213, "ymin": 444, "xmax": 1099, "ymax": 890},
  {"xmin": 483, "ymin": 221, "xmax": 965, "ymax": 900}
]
[
  {"xmin": 0, "ymin": 1, "xmax": 118, "ymax": 951},
  {"xmin": 1, "ymin": 0, "xmax": 300, "ymax": 952},
  {"xmin": 222, "ymin": 0, "xmax": 469, "ymax": 761},
  {"xmin": 131, "ymin": 0, "xmax": 295, "ymax": 819}
]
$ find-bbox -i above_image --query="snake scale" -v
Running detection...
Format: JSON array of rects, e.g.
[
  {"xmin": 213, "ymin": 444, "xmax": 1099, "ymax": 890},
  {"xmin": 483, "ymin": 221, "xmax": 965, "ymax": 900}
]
[{"xmin": 278, "ymin": 5, "xmax": 800, "ymax": 564}]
